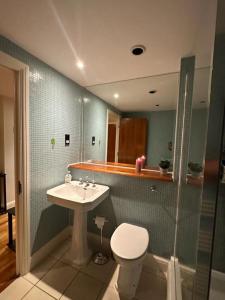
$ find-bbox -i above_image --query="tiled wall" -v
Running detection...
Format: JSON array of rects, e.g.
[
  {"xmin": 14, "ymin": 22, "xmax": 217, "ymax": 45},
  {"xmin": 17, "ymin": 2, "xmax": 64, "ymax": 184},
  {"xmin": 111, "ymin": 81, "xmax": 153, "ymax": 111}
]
[
  {"xmin": 0, "ymin": 35, "xmax": 83, "ymax": 254},
  {"xmin": 70, "ymin": 168, "xmax": 177, "ymax": 258},
  {"xmin": 82, "ymin": 90, "xmax": 119, "ymax": 162},
  {"xmin": 175, "ymin": 183, "xmax": 202, "ymax": 267},
  {"xmin": 176, "ymin": 109, "xmax": 208, "ymax": 268},
  {"xmin": 189, "ymin": 108, "xmax": 208, "ymax": 164}
]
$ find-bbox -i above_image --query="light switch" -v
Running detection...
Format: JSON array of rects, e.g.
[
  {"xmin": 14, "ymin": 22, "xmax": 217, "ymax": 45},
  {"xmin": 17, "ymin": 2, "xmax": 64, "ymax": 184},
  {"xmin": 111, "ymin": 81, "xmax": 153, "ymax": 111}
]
[{"xmin": 65, "ymin": 134, "xmax": 70, "ymax": 146}]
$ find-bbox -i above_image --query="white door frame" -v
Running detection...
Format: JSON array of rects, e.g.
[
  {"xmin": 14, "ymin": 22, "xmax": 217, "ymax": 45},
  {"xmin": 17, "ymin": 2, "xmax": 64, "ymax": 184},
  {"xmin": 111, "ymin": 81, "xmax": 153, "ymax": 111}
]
[
  {"xmin": 0, "ymin": 51, "xmax": 30, "ymax": 275},
  {"xmin": 105, "ymin": 109, "xmax": 120, "ymax": 162}
]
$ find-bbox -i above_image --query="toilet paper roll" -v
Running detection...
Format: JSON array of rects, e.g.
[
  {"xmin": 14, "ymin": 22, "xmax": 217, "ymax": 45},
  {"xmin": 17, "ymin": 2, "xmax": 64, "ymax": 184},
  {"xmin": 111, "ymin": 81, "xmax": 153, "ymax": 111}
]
[{"xmin": 94, "ymin": 216, "xmax": 107, "ymax": 229}]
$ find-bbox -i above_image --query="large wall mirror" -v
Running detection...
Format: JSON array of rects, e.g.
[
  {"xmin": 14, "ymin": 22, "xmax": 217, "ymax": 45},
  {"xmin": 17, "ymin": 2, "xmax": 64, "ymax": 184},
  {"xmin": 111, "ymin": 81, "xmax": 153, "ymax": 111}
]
[
  {"xmin": 82, "ymin": 72, "xmax": 180, "ymax": 171},
  {"xmin": 81, "ymin": 66, "xmax": 210, "ymax": 173}
]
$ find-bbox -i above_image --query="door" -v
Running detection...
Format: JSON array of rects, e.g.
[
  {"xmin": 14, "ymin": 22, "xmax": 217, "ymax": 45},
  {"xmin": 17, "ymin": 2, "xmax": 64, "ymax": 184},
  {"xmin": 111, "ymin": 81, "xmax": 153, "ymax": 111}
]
[
  {"xmin": 118, "ymin": 118, "xmax": 148, "ymax": 164},
  {"xmin": 107, "ymin": 124, "xmax": 116, "ymax": 162},
  {"xmin": 0, "ymin": 65, "xmax": 17, "ymax": 292}
]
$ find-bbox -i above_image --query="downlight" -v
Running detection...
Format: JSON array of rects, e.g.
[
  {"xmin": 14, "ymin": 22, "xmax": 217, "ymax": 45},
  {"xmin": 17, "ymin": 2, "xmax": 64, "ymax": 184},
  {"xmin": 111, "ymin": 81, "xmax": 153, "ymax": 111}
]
[
  {"xmin": 149, "ymin": 90, "xmax": 157, "ymax": 94},
  {"xmin": 131, "ymin": 45, "xmax": 146, "ymax": 56}
]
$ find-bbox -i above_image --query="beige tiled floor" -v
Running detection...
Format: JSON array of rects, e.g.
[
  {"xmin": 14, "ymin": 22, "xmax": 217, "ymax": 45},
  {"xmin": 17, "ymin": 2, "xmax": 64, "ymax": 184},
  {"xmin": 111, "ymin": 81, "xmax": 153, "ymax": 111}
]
[
  {"xmin": 36, "ymin": 261, "xmax": 78, "ymax": 299},
  {"xmin": 0, "ymin": 241, "xmax": 167, "ymax": 300}
]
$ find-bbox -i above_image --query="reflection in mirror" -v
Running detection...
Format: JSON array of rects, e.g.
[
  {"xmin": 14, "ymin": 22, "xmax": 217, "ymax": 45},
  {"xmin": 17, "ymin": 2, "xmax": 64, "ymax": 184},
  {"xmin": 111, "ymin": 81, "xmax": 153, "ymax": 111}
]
[
  {"xmin": 187, "ymin": 67, "xmax": 211, "ymax": 179},
  {"xmin": 83, "ymin": 73, "xmax": 180, "ymax": 171}
]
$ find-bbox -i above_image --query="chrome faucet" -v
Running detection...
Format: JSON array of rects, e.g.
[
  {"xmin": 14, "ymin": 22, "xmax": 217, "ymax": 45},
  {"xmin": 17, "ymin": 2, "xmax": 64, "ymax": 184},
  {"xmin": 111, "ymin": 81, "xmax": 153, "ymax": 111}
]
[{"xmin": 84, "ymin": 176, "xmax": 90, "ymax": 187}]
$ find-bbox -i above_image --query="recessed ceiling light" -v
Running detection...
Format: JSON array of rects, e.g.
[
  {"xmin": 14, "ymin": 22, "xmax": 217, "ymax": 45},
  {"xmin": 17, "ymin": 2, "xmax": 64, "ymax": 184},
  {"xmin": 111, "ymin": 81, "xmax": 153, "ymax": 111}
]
[
  {"xmin": 131, "ymin": 45, "xmax": 146, "ymax": 56},
  {"xmin": 149, "ymin": 90, "xmax": 157, "ymax": 94},
  {"xmin": 114, "ymin": 93, "xmax": 119, "ymax": 99},
  {"xmin": 76, "ymin": 61, "xmax": 84, "ymax": 70}
]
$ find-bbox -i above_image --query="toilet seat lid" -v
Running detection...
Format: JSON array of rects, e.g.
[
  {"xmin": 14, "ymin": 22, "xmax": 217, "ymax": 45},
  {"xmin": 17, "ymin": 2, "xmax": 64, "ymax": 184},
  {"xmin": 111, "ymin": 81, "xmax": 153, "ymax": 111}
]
[{"xmin": 110, "ymin": 223, "xmax": 149, "ymax": 260}]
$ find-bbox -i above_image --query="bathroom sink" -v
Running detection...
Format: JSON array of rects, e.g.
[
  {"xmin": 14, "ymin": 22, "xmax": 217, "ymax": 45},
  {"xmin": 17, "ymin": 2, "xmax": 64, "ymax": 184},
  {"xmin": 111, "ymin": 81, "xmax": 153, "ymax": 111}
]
[
  {"xmin": 47, "ymin": 181, "xmax": 109, "ymax": 266},
  {"xmin": 47, "ymin": 181, "xmax": 109, "ymax": 211}
]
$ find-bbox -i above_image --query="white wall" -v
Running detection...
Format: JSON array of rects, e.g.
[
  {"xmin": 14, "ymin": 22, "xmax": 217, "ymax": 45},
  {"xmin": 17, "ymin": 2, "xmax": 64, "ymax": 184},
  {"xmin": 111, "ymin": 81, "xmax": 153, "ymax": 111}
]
[
  {"xmin": 2, "ymin": 97, "xmax": 16, "ymax": 207},
  {"xmin": 0, "ymin": 65, "xmax": 16, "ymax": 208},
  {"xmin": 0, "ymin": 65, "xmax": 15, "ymax": 98},
  {"xmin": 0, "ymin": 101, "xmax": 4, "ymax": 171}
]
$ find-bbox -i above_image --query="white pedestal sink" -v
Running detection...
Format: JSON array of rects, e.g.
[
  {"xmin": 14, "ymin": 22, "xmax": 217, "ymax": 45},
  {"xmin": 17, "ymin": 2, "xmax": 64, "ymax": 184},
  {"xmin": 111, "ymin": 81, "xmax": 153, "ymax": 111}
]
[{"xmin": 47, "ymin": 181, "xmax": 109, "ymax": 266}]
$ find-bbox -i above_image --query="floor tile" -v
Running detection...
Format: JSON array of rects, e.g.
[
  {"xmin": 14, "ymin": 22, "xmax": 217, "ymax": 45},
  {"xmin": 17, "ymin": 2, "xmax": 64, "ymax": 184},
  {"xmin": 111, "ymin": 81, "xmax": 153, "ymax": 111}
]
[
  {"xmin": 142, "ymin": 255, "xmax": 167, "ymax": 280},
  {"xmin": 49, "ymin": 239, "xmax": 71, "ymax": 260},
  {"xmin": 24, "ymin": 255, "xmax": 58, "ymax": 285},
  {"xmin": 135, "ymin": 271, "xmax": 167, "ymax": 300},
  {"xmin": 107, "ymin": 265, "xmax": 120, "ymax": 288},
  {"xmin": 36, "ymin": 261, "xmax": 78, "ymax": 299},
  {"xmin": 183, "ymin": 287, "xmax": 193, "ymax": 300},
  {"xmin": 209, "ymin": 274, "xmax": 225, "ymax": 300},
  {"xmin": 61, "ymin": 272, "xmax": 103, "ymax": 300},
  {"xmin": 103, "ymin": 264, "xmax": 166, "ymax": 299},
  {"xmin": 0, "ymin": 277, "xmax": 33, "ymax": 300},
  {"xmin": 82, "ymin": 259, "xmax": 116, "ymax": 283},
  {"xmin": 23, "ymin": 286, "xmax": 55, "ymax": 300},
  {"xmin": 60, "ymin": 250, "xmax": 87, "ymax": 270},
  {"xmin": 98, "ymin": 285, "xmax": 128, "ymax": 300}
]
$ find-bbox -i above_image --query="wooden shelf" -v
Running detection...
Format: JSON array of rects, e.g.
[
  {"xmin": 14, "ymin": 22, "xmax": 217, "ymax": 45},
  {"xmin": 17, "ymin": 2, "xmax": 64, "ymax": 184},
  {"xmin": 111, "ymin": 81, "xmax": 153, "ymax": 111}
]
[{"xmin": 70, "ymin": 163, "xmax": 173, "ymax": 182}]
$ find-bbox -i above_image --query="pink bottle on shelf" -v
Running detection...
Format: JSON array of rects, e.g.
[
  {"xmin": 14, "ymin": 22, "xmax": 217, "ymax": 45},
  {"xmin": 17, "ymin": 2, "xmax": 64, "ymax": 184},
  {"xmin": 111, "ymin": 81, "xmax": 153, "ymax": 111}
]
[
  {"xmin": 140, "ymin": 155, "xmax": 146, "ymax": 169},
  {"xmin": 136, "ymin": 158, "xmax": 142, "ymax": 173}
]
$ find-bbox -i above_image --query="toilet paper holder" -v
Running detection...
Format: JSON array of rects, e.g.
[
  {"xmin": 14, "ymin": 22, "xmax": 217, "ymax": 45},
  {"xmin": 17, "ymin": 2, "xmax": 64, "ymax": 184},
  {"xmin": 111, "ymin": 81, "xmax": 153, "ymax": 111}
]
[
  {"xmin": 93, "ymin": 216, "xmax": 109, "ymax": 228},
  {"xmin": 92, "ymin": 216, "xmax": 109, "ymax": 265}
]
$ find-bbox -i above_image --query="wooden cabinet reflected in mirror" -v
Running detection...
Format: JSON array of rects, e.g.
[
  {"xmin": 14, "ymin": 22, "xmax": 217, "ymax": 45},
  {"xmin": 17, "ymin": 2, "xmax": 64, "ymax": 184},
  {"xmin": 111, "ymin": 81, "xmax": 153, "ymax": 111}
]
[
  {"xmin": 106, "ymin": 109, "xmax": 148, "ymax": 165},
  {"xmin": 107, "ymin": 123, "xmax": 117, "ymax": 162},
  {"xmin": 118, "ymin": 117, "xmax": 147, "ymax": 164}
]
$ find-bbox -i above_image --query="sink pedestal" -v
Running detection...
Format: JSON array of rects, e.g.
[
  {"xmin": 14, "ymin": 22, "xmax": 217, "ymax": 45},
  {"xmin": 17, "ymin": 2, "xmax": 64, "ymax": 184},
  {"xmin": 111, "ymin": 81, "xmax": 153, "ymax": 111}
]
[
  {"xmin": 67, "ymin": 209, "xmax": 92, "ymax": 266},
  {"xmin": 47, "ymin": 181, "xmax": 109, "ymax": 266}
]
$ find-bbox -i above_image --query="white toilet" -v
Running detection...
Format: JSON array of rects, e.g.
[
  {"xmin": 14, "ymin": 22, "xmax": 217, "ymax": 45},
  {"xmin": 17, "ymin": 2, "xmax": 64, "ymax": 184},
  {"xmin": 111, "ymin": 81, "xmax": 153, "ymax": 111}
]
[{"xmin": 110, "ymin": 223, "xmax": 149, "ymax": 299}]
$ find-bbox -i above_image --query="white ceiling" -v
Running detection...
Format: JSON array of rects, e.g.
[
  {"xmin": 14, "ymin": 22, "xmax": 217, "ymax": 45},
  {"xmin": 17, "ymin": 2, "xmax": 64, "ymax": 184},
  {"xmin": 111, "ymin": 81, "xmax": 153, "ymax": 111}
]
[
  {"xmin": 88, "ymin": 68, "xmax": 211, "ymax": 111},
  {"xmin": 0, "ymin": 0, "xmax": 217, "ymax": 88}
]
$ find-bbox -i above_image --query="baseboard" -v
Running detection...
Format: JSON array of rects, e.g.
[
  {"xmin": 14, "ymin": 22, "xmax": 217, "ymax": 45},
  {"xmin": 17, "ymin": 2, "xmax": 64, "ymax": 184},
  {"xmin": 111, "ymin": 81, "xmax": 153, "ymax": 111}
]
[
  {"xmin": 7, "ymin": 200, "xmax": 15, "ymax": 209},
  {"xmin": 30, "ymin": 226, "xmax": 71, "ymax": 270}
]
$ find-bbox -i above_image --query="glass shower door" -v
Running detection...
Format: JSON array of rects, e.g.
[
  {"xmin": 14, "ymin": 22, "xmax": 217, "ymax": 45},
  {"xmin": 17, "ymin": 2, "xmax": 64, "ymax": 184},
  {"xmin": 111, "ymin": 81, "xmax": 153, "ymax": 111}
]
[{"xmin": 173, "ymin": 64, "xmax": 213, "ymax": 299}]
